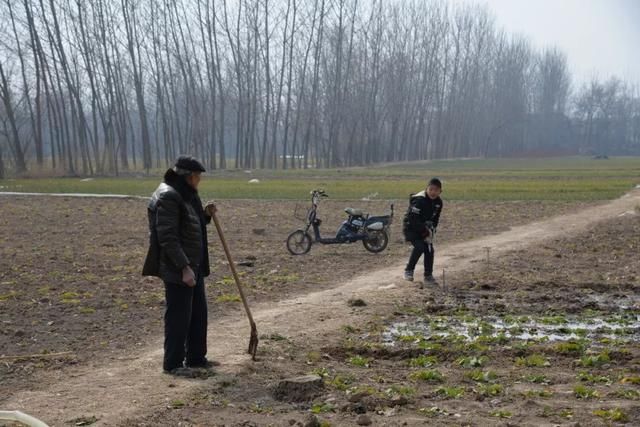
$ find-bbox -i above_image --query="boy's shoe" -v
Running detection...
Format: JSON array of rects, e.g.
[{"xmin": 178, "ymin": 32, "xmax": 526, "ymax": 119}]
[
  {"xmin": 424, "ymin": 275, "xmax": 438, "ymax": 285},
  {"xmin": 403, "ymin": 270, "xmax": 414, "ymax": 282}
]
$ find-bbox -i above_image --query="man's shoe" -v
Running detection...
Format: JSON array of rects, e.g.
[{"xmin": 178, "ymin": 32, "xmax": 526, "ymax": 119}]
[
  {"xmin": 424, "ymin": 275, "xmax": 438, "ymax": 285},
  {"xmin": 164, "ymin": 367, "xmax": 199, "ymax": 378},
  {"xmin": 403, "ymin": 270, "xmax": 414, "ymax": 282},
  {"xmin": 186, "ymin": 358, "xmax": 220, "ymax": 369}
]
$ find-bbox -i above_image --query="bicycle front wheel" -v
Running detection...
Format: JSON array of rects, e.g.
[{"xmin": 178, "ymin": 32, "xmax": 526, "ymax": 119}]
[{"xmin": 286, "ymin": 230, "xmax": 312, "ymax": 255}]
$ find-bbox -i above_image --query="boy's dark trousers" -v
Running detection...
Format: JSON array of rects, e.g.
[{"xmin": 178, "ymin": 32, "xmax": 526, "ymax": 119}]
[
  {"xmin": 405, "ymin": 239, "xmax": 435, "ymax": 276},
  {"xmin": 163, "ymin": 273, "xmax": 208, "ymax": 371}
]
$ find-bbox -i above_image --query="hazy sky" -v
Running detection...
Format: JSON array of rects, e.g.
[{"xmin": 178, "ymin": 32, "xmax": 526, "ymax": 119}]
[{"xmin": 454, "ymin": 0, "xmax": 640, "ymax": 86}]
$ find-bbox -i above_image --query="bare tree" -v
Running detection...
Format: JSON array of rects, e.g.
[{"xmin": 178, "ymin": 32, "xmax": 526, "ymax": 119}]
[
  {"xmin": 0, "ymin": 60, "xmax": 27, "ymax": 173},
  {"xmin": 122, "ymin": 0, "xmax": 152, "ymax": 171}
]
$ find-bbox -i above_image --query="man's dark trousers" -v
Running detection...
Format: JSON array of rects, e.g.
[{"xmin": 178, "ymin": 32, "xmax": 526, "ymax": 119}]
[
  {"xmin": 163, "ymin": 274, "xmax": 208, "ymax": 371},
  {"xmin": 405, "ymin": 239, "xmax": 434, "ymax": 276}
]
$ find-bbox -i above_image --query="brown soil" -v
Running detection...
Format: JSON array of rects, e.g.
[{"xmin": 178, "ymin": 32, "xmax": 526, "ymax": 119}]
[{"xmin": 1, "ymin": 192, "xmax": 638, "ymax": 426}]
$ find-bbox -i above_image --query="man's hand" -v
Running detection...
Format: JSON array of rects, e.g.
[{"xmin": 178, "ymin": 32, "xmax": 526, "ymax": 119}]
[
  {"xmin": 182, "ymin": 265, "xmax": 196, "ymax": 287},
  {"xmin": 204, "ymin": 201, "xmax": 217, "ymax": 217}
]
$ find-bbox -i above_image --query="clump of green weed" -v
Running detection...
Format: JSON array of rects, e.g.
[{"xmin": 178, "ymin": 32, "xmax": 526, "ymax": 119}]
[
  {"xmin": 577, "ymin": 371, "xmax": 611, "ymax": 384},
  {"xmin": 611, "ymin": 389, "xmax": 640, "ymax": 400},
  {"xmin": 465, "ymin": 341, "xmax": 490, "ymax": 353},
  {"xmin": 267, "ymin": 333, "xmax": 289, "ymax": 341},
  {"xmin": 418, "ymin": 341, "xmax": 443, "ymax": 352},
  {"xmin": 398, "ymin": 334, "xmax": 420, "ymax": 343},
  {"xmin": 418, "ymin": 406, "xmax": 447, "ymax": 417},
  {"xmin": 579, "ymin": 351, "xmax": 610, "ymax": 367},
  {"xmin": 215, "ymin": 276, "xmax": 236, "ymax": 286},
  {"xmin": 466, "ymin": 370, "xmax": 497, "ymax": 383},
  {"xmin": 327, "ymin": 374, "xmax": 354, "ymax": 391},
  {"xmin": 456, "ymin": 355, "xmax": 488, "ymax": 368},
  {"xmin": 311, "ymin": 367, "xmax": 329, "ymax": 378},
  {"xmin": 61, "ymin": 291, "xmax": 81, "ymax": 304},
  {"xmin": 574, "ymin": 385, "xmax": 599, "ymax": 399},
  {"xmin": 476, "ymin": 333, "xmax": 509, "ymax": 345},
  {"xmin": 346, "ymin": 385, "xmax": 377, "ymax": 397},
  {"xmin": 306, "ymin": 351, "xmax": 322, "ymax": 363},
  {"xmin": 621, "ymin": 375, "xmax": 640, "ymax": 385},
  {"xmin": 559, "ymin": 409, "xmax": 574, "ymax": 419},
  {"xmin": 490, "ymin": 410, "xmax": 512, "ymax": 418},
  {"xmin": 1, "ymin": 290, "xmax": 22, "ymax": 301},
  {"xmin": 477, "ymin": 321, "xmax": 495, "ymax": 335},
  {"xmin": 524, "ymin": 374, "xmax": 550, "ymax": 384},
  {"xmin": 435, "ymin": 386, "xmax": 465, "ymax": 399},
  {"xmin": 540, "ymin": 315, "xmax": 567, "ymax": 325},
  {"xmin": 515, "ymin": 354, "xmax": 549, "ymax": 367},
  {"xmin": 475, "ymin": 383, "xmax": 503, "ymax": 397},
  {"xmin": 169, "ymin": 399, "xmax": 185, "ymax": 409},
  {"xmin": 522, "ymin": 389, "xmax": 554, "ymax": 398},
  {"xmin": 554, "ymin": 341, "xmax": 586, "ymax": 355},
  {"xmin": 348, "ymin": 355, "xmax": 372, "ymax": 368},
  {"xmin": 409, "ymin": 370, "xmax": 444, "ymax": 383},
  {"xmin": 249, "ymin": 403, "xmax": 273, "ymax": 414},
  {"xmin": 409, "ymin": 355, "xmax": 438, "ymax": 367},
  {"xmin": 114, "ymin": 297, "xmax": 128, "ymax": 310},
  {"xmin": 215, "ymin": 294, "xmax": 241, "ymax": 303},
  {"xmin": 311, "ymin": 403, "xmax": 334, "ymax": 414},
  {"xmin": 385, "ymin": 385, "xmax": 416, "ymax": 397},
  {"xmin": 593, "ymin": 408, "xmax": 627, "ymax": 422},
  {"xmin": 342, "ymin": 325, "xmax": 358, "ymax": 334}
]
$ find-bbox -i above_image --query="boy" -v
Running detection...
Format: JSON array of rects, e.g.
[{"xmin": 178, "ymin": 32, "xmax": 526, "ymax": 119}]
[{"xmin": 402, "ymin": 178, "xmax": 443, "ymax": 285}]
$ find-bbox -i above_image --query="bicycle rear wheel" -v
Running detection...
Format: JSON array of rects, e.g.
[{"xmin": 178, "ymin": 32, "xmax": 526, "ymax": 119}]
[{"xmin": 362, "ymin": 230, "xmax": 389, "ymax": 253}]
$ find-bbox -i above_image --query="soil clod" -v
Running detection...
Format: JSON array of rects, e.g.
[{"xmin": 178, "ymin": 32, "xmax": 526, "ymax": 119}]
[
  {"xmin": 273, "ymin": 375, "xmax": 324, "ymax": 402},
  {"xmin": 356, "ymin": 414, "xmax": 373, "ymax": 425},
  {"xmin": 348, "ymin": 298, "xmax": 367, "ymax": 307}
]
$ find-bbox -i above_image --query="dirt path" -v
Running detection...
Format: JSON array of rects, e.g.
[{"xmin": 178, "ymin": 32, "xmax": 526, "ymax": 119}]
[{"xmin": 3, "ymin": 189, "xmax": 639, "ymax": 426}]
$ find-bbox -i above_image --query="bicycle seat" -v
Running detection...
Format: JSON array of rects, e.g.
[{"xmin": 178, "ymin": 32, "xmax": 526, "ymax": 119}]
[{"xmin": 344, "ymin": 207, "xmax": 366, "ymax": 216}]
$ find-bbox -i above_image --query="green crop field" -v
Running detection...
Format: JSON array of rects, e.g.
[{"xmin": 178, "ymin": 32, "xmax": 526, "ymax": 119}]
[{"xmin": 1, "ymin": 156, "xmax": 639, "ymax": 201}]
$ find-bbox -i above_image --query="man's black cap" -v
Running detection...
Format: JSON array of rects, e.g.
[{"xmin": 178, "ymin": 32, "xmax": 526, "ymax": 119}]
[{"xmin": 173, "ymin": 155, "xmax": 206, "ymax": 174}]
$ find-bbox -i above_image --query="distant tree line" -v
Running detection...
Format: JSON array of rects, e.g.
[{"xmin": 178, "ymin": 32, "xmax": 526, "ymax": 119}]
[{"xmin": 0, "ymin": 0, "xmax": 638, "ymax": 177}]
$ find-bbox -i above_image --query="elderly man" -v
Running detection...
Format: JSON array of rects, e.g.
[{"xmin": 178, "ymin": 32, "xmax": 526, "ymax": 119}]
[{"xmin": 143, "ymin": 155, "xmax": 217, "ymax": 376}]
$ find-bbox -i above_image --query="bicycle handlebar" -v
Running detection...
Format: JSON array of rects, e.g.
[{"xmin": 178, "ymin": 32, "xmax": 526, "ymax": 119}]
[{"xmin": 311, "ymin": 189, "xmax": 329, "ymax": 198}]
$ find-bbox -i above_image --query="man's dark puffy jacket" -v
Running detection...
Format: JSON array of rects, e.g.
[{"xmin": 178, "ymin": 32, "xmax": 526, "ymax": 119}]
[
  {"xmin": 402, "ymin": 190, "xmax": 443, "ymax": 242},
  {"xmin": 142, "ymin": 176, "xmax": 211, "ymax": 284}
]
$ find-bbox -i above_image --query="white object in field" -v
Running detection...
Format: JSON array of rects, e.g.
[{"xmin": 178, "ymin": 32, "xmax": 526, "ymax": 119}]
[
  {"xmin": 248, "ymin": 179, "xmax": 261, "ymax": 184},
  {"xmin": 367, "ymin": 222, "xmax": 383, "ymax": 231},
  {"xmin": 0, "ymin": 411, "xmax": 49, "ymax": 427}
]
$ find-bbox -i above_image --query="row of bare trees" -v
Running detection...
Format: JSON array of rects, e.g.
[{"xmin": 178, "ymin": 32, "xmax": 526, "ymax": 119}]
[{"xmin": 0, "ymin": 0, "xmax": 639, "ymax": 177}]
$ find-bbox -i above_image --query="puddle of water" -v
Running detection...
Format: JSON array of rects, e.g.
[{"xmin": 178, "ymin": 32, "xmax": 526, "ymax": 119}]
[{"xmin": 383, "ymin": 314, "xmax": 640, "ymax": 346}]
